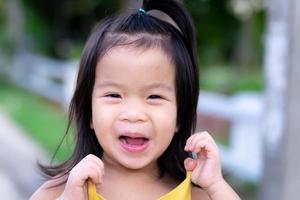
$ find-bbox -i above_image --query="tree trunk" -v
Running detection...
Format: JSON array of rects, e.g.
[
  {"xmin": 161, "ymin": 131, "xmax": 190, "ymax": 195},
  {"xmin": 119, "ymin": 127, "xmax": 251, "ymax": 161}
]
[
  {"xmin": 259, "ymin": 0, "xmax": 300, "ymax": 199},
  {"xmin": 235, "ymin": 16, "xmax": 256, "ymax": 69},
  {"xmin": 280, "ymin": 0, "xmax": 300, "ymax": 198},
  {"xmin": 0, "ymin": 0, "xmax": 24, "ymax": 78}
]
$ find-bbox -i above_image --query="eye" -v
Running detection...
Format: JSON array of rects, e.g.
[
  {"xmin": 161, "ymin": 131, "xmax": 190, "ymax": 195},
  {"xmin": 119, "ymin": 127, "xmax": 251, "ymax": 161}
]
[
  {"xmin": 105, "ymin": 93, "xmax": 121, "ymax": 98},
  {"xmin": 148, "ymin": 95, "xmax": 163, "ymax": 99}
]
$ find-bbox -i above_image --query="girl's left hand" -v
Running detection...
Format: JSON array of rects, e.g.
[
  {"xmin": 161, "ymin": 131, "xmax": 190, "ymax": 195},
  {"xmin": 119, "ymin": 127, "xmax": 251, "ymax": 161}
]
[{"xmin": 184, "ymin": 131, "xmax": 224, "ymax": 190}]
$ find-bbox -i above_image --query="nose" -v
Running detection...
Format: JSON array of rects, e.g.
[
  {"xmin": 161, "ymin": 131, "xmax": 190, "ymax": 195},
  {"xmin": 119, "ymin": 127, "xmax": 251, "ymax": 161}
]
[{"xmin": 119, "ymin": 98, "xmax": 147, "ymax": 123}]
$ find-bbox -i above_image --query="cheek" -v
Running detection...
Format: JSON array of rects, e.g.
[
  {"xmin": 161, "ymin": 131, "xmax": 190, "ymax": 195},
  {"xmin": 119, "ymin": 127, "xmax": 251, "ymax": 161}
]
[
  {"xmin": 156, "ymin": 114, "xmax": 177, "ymax": 153},
  {"xmin": 91, "ymin": 102, "xmax": 114, "ymax": 131},
  {"xmin": 154, "ymin": 106, "xmax": 177, "ymax": 135},
  {"xmin": 91, "ymin": 107, "xmax": 114, "ymax": 146},
  {"xmin": 166, "ymin": 104, "xmax": 177, "ymax": 126}
]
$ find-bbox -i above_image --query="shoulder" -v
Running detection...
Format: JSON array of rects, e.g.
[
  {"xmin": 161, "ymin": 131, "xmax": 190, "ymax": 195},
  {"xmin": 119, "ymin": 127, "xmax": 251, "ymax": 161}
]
[
  {"xmin": 191, "ymin": 186, "xmax": 211, "ymax": 200},
  {"xmin": 29, "ymin": 179, "xmax": 66, "ymax": 200}
]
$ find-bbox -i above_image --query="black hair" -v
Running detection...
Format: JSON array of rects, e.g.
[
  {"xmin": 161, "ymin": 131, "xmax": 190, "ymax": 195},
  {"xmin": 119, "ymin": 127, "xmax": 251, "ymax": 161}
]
[{"xmin": 40, "ymin": 0, "xmax": 199, "ymax": 185}]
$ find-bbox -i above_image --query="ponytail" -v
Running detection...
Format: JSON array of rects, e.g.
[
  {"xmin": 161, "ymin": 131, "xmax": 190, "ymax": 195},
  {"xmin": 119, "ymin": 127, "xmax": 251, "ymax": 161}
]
[{"xmin": 142, "ymin": 0, "xmax": 197, "ymax": 65}]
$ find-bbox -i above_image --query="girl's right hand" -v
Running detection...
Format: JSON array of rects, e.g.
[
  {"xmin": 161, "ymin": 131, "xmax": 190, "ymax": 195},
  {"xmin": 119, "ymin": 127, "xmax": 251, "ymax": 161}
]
[{"xmin": 59, "ymin": 154, "xmax": 104, "ymax": 200}]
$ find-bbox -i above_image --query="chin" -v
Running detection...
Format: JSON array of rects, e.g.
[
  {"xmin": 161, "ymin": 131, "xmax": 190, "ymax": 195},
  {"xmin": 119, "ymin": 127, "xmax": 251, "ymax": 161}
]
[{"xmin": 119, "ymin": 157, "xmax": 157, "ymax": 171}]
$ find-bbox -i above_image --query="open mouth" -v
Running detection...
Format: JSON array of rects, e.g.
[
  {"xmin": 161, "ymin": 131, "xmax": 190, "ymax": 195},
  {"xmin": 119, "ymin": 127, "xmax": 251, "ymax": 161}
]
[
  {"xmin": 119, "ymin": 136, "xmax": 149, "ymax": 145},
  {"xmin": 119, "ymin": 136, "xmax": 149, "ymax": 152}
]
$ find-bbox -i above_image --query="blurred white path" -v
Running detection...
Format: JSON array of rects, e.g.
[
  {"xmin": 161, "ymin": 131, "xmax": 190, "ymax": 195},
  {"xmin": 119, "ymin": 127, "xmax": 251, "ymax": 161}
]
[{"xmin": 0, "ymin": 108, "xmax": 49, "ymax": 199}]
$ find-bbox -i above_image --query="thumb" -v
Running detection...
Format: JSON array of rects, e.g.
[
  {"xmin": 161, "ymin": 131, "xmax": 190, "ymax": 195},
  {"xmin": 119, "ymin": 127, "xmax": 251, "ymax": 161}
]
[{"xmin": 184, "ymin": 157, "xmax": 197, "ymax": 171}]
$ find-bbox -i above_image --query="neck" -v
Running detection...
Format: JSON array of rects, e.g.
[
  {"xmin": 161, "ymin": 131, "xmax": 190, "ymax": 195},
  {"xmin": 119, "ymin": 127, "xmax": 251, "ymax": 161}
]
[
  {"xmin": 96, "ymin": 154, "xmax": 178, "ymax": 200},
  {"xmin": 102, "ymin": 154, "xmax": 161, "ymax": 182}
]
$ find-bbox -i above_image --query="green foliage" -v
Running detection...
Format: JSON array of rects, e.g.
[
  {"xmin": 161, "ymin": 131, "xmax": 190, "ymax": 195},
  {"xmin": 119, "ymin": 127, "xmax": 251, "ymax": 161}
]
[
  {"xmin": 0, "ymin": 0, "xmax": 14, "ymax": 55},
  {"xmin": 186, "ymin": 0, "xmax": 241, "ymax": 66},
  {"xmin": 0, "ymin": 0, "xmax": 4, "ymax": 27},
  {"xmin": 201, "ymin": 65, "xmax": 263, "ymax": 94},
  {"xmin": 253, "ymin": 10, "xmax": 266, "ymax": 64},
  {"xmin": 186, "ymin": 0, "xmax": 266, "ymax": 68},
  {"xmin": 21, "ymin": 1, "xmax": 52, "ymax": 55},
  {"xmin": 0, "ymin": 81, "xmax": 73, "ymax": 161},
  {"xmin": 17, "ymin": 0, "xmax": 266, "ymax": 67},
  {"xmin": 20, "ymin": 0, "xmax": 120, "ymax": 58}
]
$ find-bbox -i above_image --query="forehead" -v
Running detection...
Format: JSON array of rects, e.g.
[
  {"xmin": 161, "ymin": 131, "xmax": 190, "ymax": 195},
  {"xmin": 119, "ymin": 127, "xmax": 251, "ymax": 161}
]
[
  {"xmin": 95, "ymin": 46, "xmax": 176, "ymax": 90},
  {"xmin": 103, "ymin": 45, "xmax": 171, "ymax": 62}
]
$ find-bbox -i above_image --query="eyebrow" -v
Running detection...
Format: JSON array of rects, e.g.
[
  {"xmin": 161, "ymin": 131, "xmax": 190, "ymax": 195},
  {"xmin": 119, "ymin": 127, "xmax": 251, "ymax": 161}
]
[
  {"xmin": 95, "ymin": 81, "xmax": 174, "ymax": 92},
  {"xmin": 95, "ymin": 81, "xmax": 123, "ymax": 89},
  {"xmin": 144, "ymin": 82, "xmax": 174, "ymax": 92}
]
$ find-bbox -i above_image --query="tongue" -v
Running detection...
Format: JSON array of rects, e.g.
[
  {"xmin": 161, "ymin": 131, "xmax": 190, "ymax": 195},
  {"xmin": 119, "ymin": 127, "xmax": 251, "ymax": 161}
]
[{"xmin": 125, "ymin": 137, "xmax": 146, "ymax": 145}]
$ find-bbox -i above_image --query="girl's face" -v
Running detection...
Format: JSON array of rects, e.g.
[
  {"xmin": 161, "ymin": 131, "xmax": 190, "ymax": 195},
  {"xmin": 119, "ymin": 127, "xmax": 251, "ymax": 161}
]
[{"xmin": 91, "ymin": 46, "xmax": 177, "ymax": 171}]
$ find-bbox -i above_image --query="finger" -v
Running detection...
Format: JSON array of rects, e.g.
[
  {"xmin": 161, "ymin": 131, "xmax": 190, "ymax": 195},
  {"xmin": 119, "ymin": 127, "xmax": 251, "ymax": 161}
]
[
  {"xmin": 201, "ymin": 131, "xmax": 218, "ymax": 146},
  {"xmin": 194, "ymin": 132, "xmax": 215, "ymax": 144},
  {"xmin": 89, "ymin": 155, "xmax": 105, "ymax": 175},
  {"xmin": 188, "ymin": 134, "xmax": 207, "ymax": 152},
  {"xmin": 190, "ymin": 132, "xmax": 218, "ymax": 151},
  {"xmin": 189, "ymin": 136, "xmax": 203, "ymax": 152},
  {"xmin": 86, "ymin": 154, "xmax": 104, "ymax": 169},
  {"xmin": 87, "ymin": 164, "xmax": 103, "ymax": 185},
  {"xmin": 191, "ymin": 139, "xmax": 218, "ymax": 159},
  {"xmin": 194, "ymin": 131, "xmax": 216, "ymax": 143},
  {"xmin": 87, "ymin": 154, "xmax": 104, "ymax": 167},
  {"xmin": 185, "ymin": 134, "xmax": 199, "ymax": 151},
  {"xmin": 184, "ymin": 158, "xmax": 197, "ymax": 171},
  {"xmin": 71, "ymin": 164, "xmax": 100, "ymax": 186},
  {"xmin": 84, "ymin": 154, "xmax": 105, "ymax": 179},
  {"xmin": 185, "ymin": 132, "xmax": 211, "ymax": 151}
]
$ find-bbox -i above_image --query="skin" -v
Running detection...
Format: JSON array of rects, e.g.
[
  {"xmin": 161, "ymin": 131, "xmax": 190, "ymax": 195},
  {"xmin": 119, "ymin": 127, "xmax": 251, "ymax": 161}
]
[
  {"xmin": 91, "ymin": 47, "xmax": 178, "ymax": 173},
  {"xmin": 30, "ymin": 47, "xmax": 240, "ymax": 200}
]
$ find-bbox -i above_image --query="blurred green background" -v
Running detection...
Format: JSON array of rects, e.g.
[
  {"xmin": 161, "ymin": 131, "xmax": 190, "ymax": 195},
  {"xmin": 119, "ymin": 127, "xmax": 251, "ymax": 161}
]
[
  {"xmin": 0, "ymin": 0, "xmax": 265, "ymax": 169},
  {"xmin": 0, "ymin": 0, "xmax": 265, "ymax": 93},
  {"xmin": 0, "ymin": 0, "xmax": 265, "ymax": 198}
]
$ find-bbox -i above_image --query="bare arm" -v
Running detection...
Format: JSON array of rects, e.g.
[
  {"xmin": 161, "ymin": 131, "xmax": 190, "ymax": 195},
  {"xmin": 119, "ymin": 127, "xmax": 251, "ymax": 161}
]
[
  {"xmin": 204, "ymin": 179, "xmax": 240, "ymax": 200},
  {"xmin": 29, "ymin": 179, "xmax": 65, "ymax": 200}
]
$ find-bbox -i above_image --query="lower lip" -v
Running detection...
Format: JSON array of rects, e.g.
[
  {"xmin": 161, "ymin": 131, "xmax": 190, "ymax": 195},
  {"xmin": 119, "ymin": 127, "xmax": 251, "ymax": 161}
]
[{"xmin": 119, "ymin": 139, "xmax": 149, "ymax": 153}]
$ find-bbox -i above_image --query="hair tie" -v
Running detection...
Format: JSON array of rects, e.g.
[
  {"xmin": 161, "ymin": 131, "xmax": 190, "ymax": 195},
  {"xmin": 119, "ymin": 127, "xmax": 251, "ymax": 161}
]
[{"xmin": 138, "ymin": 8, "xmax": 146, "ymax": 14}]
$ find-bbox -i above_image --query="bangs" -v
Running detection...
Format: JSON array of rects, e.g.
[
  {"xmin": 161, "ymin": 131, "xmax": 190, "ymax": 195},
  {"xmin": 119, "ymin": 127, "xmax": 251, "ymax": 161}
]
[{"xmin": 98, "ymin": 32, "xmax": 173, "ymax": 61}]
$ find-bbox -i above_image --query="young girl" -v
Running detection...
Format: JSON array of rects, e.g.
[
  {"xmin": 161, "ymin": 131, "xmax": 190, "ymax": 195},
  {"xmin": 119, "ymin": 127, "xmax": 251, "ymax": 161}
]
[{"xmin": 31, "ymin": 0, "xmax": 240, "ymax": 199}]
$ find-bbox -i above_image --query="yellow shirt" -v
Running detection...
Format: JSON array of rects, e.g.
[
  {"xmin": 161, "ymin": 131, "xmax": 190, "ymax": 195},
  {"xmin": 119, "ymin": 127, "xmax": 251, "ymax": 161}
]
[{"xmin": 87, "ymin": 171, "xmax": 192, "ymax": 200}]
